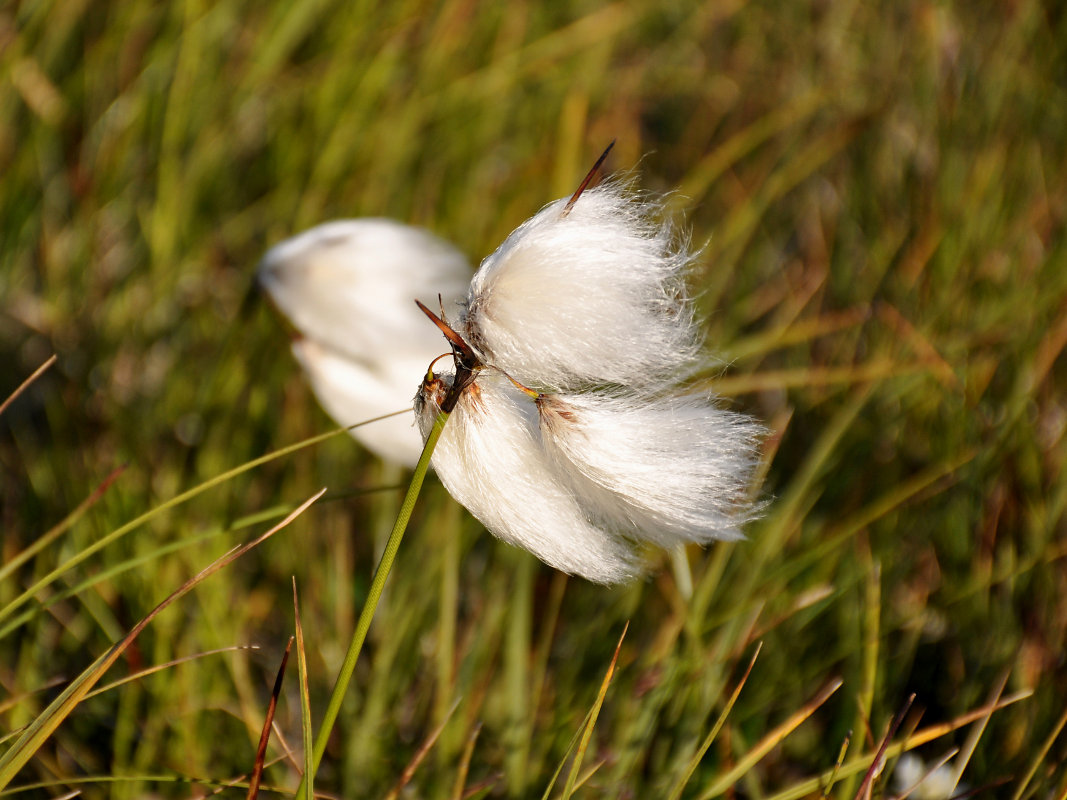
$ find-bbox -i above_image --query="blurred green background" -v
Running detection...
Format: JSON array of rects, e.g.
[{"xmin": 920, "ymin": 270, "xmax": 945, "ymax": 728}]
[{"xmin": 2, "ymin": 0, "xmax": 1066, "ymax": 797}]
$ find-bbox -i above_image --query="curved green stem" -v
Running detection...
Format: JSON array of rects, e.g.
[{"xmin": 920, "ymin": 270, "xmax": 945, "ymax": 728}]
[{"xmin": 298, "ymin": 410, "xmax": 450, "ymax": 793}]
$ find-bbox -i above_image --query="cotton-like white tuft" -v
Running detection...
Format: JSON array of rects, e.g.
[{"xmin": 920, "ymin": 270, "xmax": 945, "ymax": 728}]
[
  {"xmin": 416, "ymin": 370, "xmax": 643, "ymax": 584},
  {"xmin": 292, "ymin": 339, "xmax": 434, "ymax": 466},
  {"xmin": 259, "ymin": 219, "xmax": 471, "ymax": 466},
  {"xmin": 413, "ymin": 170, "xmax": 765, "ymax": 584},
  {"xmin": 462, "ymin": 183, "xmax": 699, "ymax": 391},
  {"xmin": 259, "ymin": 219, "xmax": 471, "ymax": 362},
  {"xmin": 537, "ymin": 391, "xmax": 763, "ymax": 548}
]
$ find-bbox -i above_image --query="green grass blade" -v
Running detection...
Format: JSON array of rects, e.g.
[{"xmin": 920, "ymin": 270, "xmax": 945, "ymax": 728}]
[
  {"xmin": 0, "ymin": 411, "xmax": 403, "ymax": 631},
  {"xmin": 561, "ymin": 622, "xmax": 628, "ymax": 800},
  {"xmin": 0, "ymin": 465, "xmax": 124, "ymax": 587},
  {"xmin": 292, "ymin": 581, "xmax": 313, "ymax": 800},
  {"xmin": 297, "ymin": 409, "xmax": 450, "ymax": 793},
  {"xmin": 666, "ymin": 642, "xmax": 762, "ymax": 800},
  {"xmin": 0, "ymin": 489, "xmax": 324, "ymax": 790},
  {"xmin": 1012, "ymin": 705, "xmax": 1067, "ymax": 800},
  {"xmin": 697, "ymin": 677, "xmax": 843, "ymax": 800}
]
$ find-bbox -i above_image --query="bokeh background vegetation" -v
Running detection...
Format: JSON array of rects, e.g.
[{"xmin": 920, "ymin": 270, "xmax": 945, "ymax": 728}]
[{"xmin": 2, "ymin": 0, "xmax": 1066, "ymax": 797}]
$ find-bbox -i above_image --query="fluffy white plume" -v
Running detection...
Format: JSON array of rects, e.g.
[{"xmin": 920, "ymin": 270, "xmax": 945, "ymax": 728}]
[
  {"xmin": 462, "ymin": 183, "xmax": 698, "ymax": 390},
  {"xmin": 259, "ymin": 219, "xmax": 471, "ymax": 466},
  {"xmin": 416, "ymin": 371, "xmax": 642, "ymax": 583},
  {"xmin": 260, "ymin": 219, "xmax": 471, "ymax": 362},
  {"xmin": 538, "ymin": 391, "xmax": 762, "ymax": 548},
  {"xmin": 412, "ymin": 174, "xmax": 764, "ymax": 584},
  {"xmin": 291, "ymin": 339, "xmax": 434, "ymax": 465}
]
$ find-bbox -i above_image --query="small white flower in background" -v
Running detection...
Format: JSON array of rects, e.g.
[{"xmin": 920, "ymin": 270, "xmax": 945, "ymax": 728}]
[
  {"xmin": 258, "ymin": 219, "xmax": 471, "ymax": 467},
  {"xmin": 416, "ymin": 151, "xmax": 764, "ymax": 584},
  {"xmin": 891, "ymin": 753, "xmax": 965, "ymax": 799}
]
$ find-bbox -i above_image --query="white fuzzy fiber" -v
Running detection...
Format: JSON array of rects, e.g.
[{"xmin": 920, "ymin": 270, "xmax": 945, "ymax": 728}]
[
  {"xmin": 412, "ymin": 177, "xmax": 765, "ymax": 584},
  {"xmin": 291, "ymin": 339, "xmax": 428, "ymax": 466},
  {"xmin": 538, "ymin": 391, "xmax": 762, "ymax": 549},
  {"xmin": 259, "ymin": 219, "xmax": 471, "ymax": 466},
  {"xmin": 416, "ymin": 371, "xmax": 642, "ymax": 584},
  {"xmin": 462, "ymin": 183, "xmax": 698, "ymax": 391}
]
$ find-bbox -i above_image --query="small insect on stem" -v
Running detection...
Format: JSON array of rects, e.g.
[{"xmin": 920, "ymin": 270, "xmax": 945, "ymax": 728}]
[
  {"xmin": 561, "ymin": 140, "xmax": 616, "ymax": 218},
  {"xmin": 415, "ymin": 299, "xmax": 481, "ymax": 413}
]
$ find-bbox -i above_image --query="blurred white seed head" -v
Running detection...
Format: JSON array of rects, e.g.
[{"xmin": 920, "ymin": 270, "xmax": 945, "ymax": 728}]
[
  {"xmin": 259, "ymin": 219, "xmax": 471, "ymax": 466},
  {"xmin": 891, "ymin": 753, "xmax": 964, "ymax": 799},
  {"xmin": 462, "ymin": 183, "xmax": 699, "ymax": 391},
  {"xmin": 415, "ymin": 164, "xmax": 764, "ymax": 584},
  {"xmin": 291, "ymin": 339, "xmax": 434, "ymax": 464}
]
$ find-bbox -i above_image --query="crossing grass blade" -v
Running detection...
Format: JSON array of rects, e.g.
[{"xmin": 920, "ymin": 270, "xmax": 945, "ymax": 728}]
[
  {"xmin": 0, "ymin": 489, "xmax": 325, "ymax": 791},
  {"xmin": 247, "ymin": 637, "xmax": 291, "ymax": 800},
  {"xmin": 292, "ymin": 581, "xmax": 314, "ymax": 800},
  {"xmin": 561, "ymin": 622, "xmax": 628, "ymax": 800}
]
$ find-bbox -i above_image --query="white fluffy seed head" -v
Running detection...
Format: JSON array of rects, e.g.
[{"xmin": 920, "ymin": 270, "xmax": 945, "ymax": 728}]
[
  {"xmin": 462, "ymin": 183, "xmax": 699, "ymax": 391},
  {"xmin": 259, "ymin": 219, "xmax": 471, "ymax": 362},
  {"xmin": 292, "ymin": 339, "xmax": 432, "ymax": 466},
  {"xmin": 409, "ymin": 175, "xmax": 765, "ymax": 584},
  {"xmin": 259, "ymin": 219, "xmax": 471, "ymax": 466},
  {"xmin": 416, "ymin": 371, "xmax": 644, "ymax": 584},
  {"xmin": 538, "ymin": 390, "xmax": 763, "ymax": 548}
]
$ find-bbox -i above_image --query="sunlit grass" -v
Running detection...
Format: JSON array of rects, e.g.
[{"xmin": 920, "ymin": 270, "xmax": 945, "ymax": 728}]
[{"xmin": 2, "ymin": 0, "xmax": 1066, "ymax": 797}]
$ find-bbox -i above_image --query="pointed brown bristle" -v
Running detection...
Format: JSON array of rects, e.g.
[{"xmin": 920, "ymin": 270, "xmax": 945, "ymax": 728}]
[
  {"xmin": 561, "ymin": 140, "xmax": 616, "ymax": 217},
  {"xmin": 416, "ymin": 299, "xmax": 470, "ymax": 354},
  {"xmin": 247, "ymin": 637, "xmax": 292, "ymax": 800}
]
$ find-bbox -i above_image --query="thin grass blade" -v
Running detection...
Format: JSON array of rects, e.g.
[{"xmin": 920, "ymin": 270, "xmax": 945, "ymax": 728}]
[
  {"xmin": 540, "ymin": 710, "xmax": 592, "ymax": 800},
  {"xmin": 0, "ymin": 413, "xmax": 395, "ymax": 628},
  {"xmin": 298, "ymin": 409, "xmax": 450, "ymax": 795},
  {"xmin": 383, "ymin": 698, "xmax": 461, "ymax": 800},
  {"xmin": 0, "ymin": 489, "xmax": 325, "ymax": 790},
  {"xmin": 561, "ymin": 621, "xmax": 628, "ymax": 800},
  {"xmin": 763, "ymin": 690, "xmax": 1032, "ymax": 800},
  {"xmin": 949, "ymin": 670, "xmax": 1009, "ymax": 793},
  {"xmin": 451, "ymin": 721, "xmax": 482, "ymax": 800},
  {"xmin": 667, "ymin": 641, "xmax": 762, "ymax": 800},
  {"xmin": 853, "ymin": 694, "xmax": 915, "ymax": 800},
  {"xmin": 698, "ymin": 677, "xmax": 843, "ymax": 799},
  {"xmin": 247, "ymin": 637, "xmax": 292, "ymax": 800},
  {"xmin": 292, "ymin": 581, "xmax": 314, "ymax": 800},
  {"xmin": 0, "ymin": 465, "xmax": 125, "ymax": 586},
  {"xmin": 0, "ymin": 354, "xmax": 56, "ymax": 418},
  {"xmin": 1011, "ymin": 704, "xmax": 1067, "ymax": 800},
  {"xmin": 820, "ymin": 731, "xmax": 852, "ymax": 798}
]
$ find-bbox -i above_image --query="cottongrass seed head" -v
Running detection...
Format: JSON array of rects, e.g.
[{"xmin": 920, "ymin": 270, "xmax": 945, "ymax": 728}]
[
  {"xmin": 418, "ymin": 372, "xmax": 644, "ymax": 584},
  {"xmin": 259, "ymin": 218, "xmax": 471, "ymax": 466},
  {"xmin": 463, "ymin": 182, "xmax": 699, "ymax": 391},
  {"xmin": 416, "ymin": 155, "xmax": 765, "ymax": 584}
]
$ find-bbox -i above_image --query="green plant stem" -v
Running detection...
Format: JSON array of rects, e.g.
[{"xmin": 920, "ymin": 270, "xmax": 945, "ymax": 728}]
[{"xmin": 298, "ymin": 410, "xmax": 450, "ymax": 792}]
